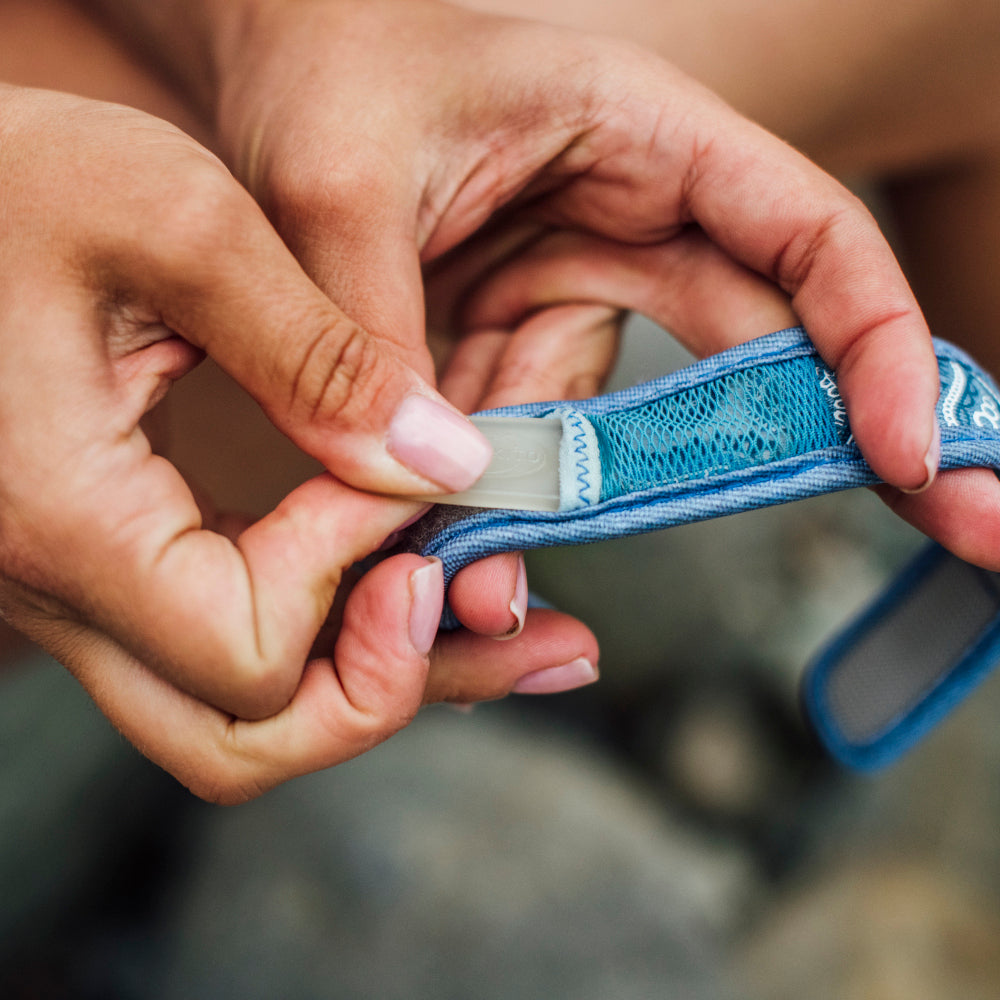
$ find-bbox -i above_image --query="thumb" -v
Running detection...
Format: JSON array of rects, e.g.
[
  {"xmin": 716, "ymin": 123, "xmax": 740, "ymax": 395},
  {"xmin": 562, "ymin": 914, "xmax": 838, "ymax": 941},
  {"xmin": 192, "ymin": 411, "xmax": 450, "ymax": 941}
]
[{"xmin": 134, "ymin": 186, "xmax": 491, "ymax": 495}]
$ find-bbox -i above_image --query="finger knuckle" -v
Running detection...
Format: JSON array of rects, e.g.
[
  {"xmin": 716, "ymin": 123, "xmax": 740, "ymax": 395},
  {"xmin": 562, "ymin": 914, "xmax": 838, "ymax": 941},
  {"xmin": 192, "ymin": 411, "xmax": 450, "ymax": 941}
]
[
  {"xmin": 185, "ymin": 728, "xmax": 272, "ymax": 806},
  {"xmin": 289, "ymin": 317, "xmax": 387, "ymax": 426},
  {"xmin": 149, "ymin": 164, "xmax": 254, "ymax": 273},
  {"xmin": 187, "ymin": 768, "xmax": 267, "ymax": 807},
  {"xmin": 488, "ymin": 358, "xmax": 557, "ymax": 402},
  {"xmin": 264, "ymin": 142, "xmax": 391, "ymax": 231},
  {"xmin": 219, "ymin": 654, "xmax": 298, "ymax": 722}
]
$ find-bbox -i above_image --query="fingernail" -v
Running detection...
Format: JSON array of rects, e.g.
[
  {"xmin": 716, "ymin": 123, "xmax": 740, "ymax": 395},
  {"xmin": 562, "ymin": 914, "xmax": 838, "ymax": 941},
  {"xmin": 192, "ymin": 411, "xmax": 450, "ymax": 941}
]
[
  {"xmin": 924, "ymin": 415, "xmax": 941, "ymax": 483},
  {"xmin": 512, "ymin": 657, "xmax": 598, "ymax": 695},
  {"xmin": 901, "ymin": 415, "xmax": 941, "ymax": 494},
  {"xmin": 496, "ymin": 555, "xmax": 528, "ymax": 640},
  {"xmin": 388, "ymin": 395, "xmax": 492, "ymax": 492},
  {"xmin": 408, "ymin": 557, "xmax": 443, "ymax": 656}
]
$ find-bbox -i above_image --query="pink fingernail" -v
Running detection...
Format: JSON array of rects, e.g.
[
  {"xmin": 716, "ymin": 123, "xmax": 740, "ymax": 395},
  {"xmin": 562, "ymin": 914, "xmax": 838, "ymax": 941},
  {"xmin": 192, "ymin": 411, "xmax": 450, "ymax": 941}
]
[
  {"xmin": 512, "ymin": 657, "xmax": 598, "ymax": 695},
  {"xmin": 496, "ymin": 555, "xmax": 528, "ymax": 640},
  {"xmin": 408, "ymin": 558, "xmax": 444, "ymax": 656},
  {"xmin": 388, "ymin": 396, "xmax": 492, "ymax": 492}
]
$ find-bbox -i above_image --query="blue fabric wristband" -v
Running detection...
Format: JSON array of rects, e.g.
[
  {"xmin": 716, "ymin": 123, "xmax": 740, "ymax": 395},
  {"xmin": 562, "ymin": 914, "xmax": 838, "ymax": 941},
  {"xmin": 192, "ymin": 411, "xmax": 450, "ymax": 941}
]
[
  {"xmin": 401, "ymin": 326, "xmax": 1000, "ymax": 767},
  {"xmin": 406, "ymin": 327, "xmax": 1000, "ymax": 597}
]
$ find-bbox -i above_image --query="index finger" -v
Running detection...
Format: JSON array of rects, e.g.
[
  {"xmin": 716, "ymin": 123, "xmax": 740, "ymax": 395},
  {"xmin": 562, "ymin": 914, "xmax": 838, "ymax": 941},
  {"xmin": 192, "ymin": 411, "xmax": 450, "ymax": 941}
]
[
  {"xmin": 683, "ymin": 114, "xmax": 939, "ymax": 493},
  {"xmin": 543, "ymin": 53, "xmax": 939, "ymax": 492}
]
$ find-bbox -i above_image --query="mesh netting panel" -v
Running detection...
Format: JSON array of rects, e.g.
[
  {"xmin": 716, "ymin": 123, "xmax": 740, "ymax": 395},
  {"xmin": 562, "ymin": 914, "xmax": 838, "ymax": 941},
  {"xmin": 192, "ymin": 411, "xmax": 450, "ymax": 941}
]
[{"xmin": 593, "ymin": 356, "xmax": 849, "ymax": 500}]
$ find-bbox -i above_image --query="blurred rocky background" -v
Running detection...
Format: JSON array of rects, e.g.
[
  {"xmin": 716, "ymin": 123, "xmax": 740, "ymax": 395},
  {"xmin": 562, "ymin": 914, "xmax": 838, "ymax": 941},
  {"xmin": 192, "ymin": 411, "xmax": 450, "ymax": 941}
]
[{"xmin": 2, "ymin": 317, "xmax": 998, "ymax": 998}]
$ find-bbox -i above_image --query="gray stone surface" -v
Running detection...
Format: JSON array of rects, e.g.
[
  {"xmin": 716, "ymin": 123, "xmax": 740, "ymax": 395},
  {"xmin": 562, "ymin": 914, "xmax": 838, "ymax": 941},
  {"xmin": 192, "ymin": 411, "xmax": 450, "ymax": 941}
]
[{"xmin": 145, "ymin": 708, "xmax": 749, "ymax": 1000}]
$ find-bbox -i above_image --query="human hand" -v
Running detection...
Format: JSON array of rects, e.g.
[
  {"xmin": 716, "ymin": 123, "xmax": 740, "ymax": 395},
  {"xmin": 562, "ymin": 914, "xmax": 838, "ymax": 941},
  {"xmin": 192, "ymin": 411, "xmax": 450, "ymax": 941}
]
[
  {"xmin": 181, "ymin": 0, "xmax": 919, "ymax": 453},
  {"xmin": 0, "ymin": 85, "xmax": 599, "ymax": 798},
  {"xmin": 211, "ymin": 0, "xmax": 1000, "ymax": 570}
]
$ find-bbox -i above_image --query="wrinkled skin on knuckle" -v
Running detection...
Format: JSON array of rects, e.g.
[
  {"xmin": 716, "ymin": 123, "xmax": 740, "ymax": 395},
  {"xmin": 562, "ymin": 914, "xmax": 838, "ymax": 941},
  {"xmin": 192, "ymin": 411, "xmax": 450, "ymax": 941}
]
[
  {"xmin": 334, "ymin": 665, "xmax": 423, "ymax": 750},
  {"xmin": 328, "ymin": 634, "xmax": 427, "ymax": 747},
  {"xmin": 184, "ymin": 723, "xmax": 278, "ymax": 805},
  {"xmin": 186, "ymin": 765, "xmax": 267, "ymax": 806},
  {"xmin": 289, "ymin": 316, "xmax": 389, "ymax": 429},
  {"xmin": 315, "ymin": 703, "xmax": 408, "ymax": 769}
]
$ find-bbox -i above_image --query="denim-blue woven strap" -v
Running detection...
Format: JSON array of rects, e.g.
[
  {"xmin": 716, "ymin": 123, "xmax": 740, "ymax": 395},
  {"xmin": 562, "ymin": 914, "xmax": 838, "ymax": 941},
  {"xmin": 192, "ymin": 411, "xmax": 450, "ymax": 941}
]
[
  {"xmin": 408, "ymin": 327, "xmax": 1000, "ymax": 586},
  {"xmin": 403, "ymin": 326, "xmax": 1000, "ymax": 766}
]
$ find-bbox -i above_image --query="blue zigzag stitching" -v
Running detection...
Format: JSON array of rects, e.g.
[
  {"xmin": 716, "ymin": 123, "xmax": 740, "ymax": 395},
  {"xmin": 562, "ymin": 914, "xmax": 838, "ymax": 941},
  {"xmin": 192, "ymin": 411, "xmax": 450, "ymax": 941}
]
[{"xmin": 565, "ymin": 410, "xmax": 592, "ymax": 503}]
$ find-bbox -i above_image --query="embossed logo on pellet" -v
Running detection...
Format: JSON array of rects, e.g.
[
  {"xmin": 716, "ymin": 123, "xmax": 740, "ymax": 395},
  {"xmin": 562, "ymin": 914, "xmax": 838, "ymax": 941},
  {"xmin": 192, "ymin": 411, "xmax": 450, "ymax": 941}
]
[{"xmin": 483, "ymin": 431, "xmax": 548, "ymax": 479}]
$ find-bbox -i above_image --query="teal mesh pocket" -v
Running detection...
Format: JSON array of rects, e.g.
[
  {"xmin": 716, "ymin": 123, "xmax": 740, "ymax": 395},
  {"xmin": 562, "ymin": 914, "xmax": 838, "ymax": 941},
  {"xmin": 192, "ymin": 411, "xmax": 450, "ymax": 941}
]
[{"xmin": 592, "ymin": 356, "xmax": 852, "ymax": 500}]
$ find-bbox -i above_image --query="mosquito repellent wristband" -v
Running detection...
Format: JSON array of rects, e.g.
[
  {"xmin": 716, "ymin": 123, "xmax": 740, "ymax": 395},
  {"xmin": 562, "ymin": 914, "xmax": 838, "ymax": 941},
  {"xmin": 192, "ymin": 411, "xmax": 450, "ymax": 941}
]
[{"xmin": 400, "ymin": 326, "xmax": 1000, "ymax": 767}]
